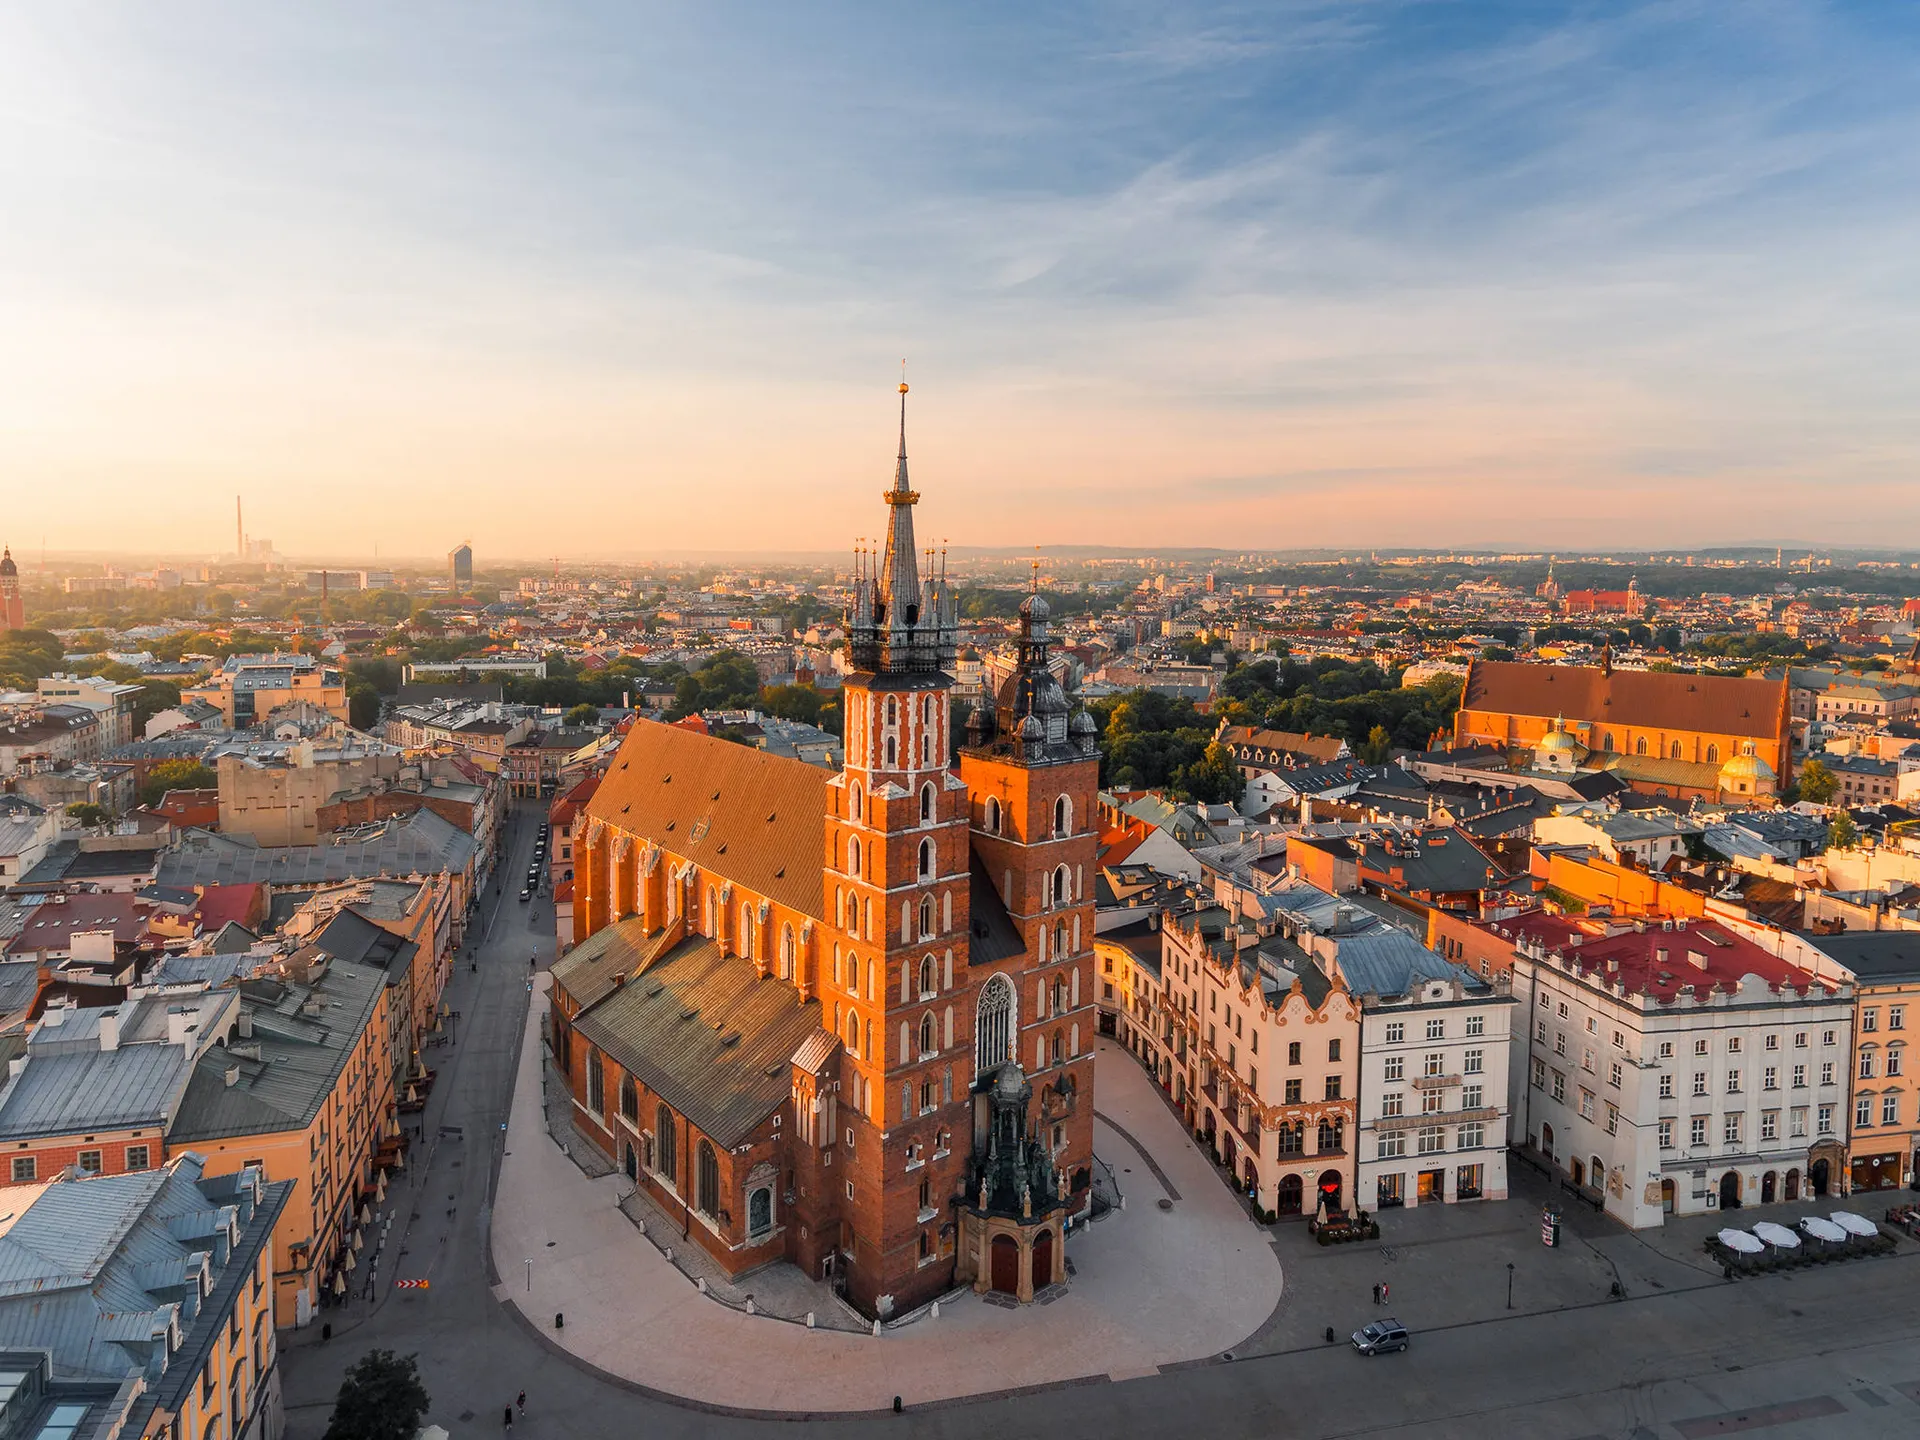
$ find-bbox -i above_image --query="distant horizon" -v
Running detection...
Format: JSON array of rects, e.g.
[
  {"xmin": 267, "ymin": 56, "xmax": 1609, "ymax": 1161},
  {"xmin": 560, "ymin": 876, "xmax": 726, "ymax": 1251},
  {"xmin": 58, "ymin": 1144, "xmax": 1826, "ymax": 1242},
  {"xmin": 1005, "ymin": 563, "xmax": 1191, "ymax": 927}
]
[{"xmin": 4, "ymin": 7, "xmax": 1917, "ymax": 554}]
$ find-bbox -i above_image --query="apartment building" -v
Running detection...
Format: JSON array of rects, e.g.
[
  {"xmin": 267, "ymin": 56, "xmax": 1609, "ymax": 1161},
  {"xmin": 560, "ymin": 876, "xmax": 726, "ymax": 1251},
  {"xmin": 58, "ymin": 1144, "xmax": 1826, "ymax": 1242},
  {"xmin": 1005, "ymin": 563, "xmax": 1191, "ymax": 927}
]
[
  {"xmin": 1334, "ymin": 929, "xmax": 1515, "ymax": 1210},
  {"xmin": 1512, "ymin": 916, "xmax": 1854, "ymax": 1226},
  {"xmin": 1806, "ymin": 931, "xmax": 1920, "ymax": 1193},
  {"xmin": 0, "ymin": 1156, "xmax": 292, "ymax": 1440},
  {"xmin": 184, "ymin": 655, "xmax": 349, "ymax": 727},
  {"xmin": 1160, "ymin": 897, "xmax": 1360, "ymax": 1219}
]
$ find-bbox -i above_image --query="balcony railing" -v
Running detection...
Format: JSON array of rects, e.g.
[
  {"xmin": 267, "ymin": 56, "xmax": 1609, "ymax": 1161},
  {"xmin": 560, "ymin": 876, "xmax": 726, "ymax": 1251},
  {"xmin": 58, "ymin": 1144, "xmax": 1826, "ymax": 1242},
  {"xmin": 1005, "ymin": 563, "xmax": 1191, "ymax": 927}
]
[{"xmin": 1411, "ymin": 1074, "xmax": 1460, "ymax": 1091}]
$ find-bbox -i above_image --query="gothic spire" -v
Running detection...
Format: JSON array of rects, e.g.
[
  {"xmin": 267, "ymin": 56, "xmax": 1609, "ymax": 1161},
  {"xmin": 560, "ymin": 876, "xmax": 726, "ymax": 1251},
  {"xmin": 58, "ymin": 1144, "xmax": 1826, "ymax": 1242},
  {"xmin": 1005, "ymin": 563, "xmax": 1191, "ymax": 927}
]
[{"xmin": 879, "ymin": 379, "xmax": 920, "ymax": 620}]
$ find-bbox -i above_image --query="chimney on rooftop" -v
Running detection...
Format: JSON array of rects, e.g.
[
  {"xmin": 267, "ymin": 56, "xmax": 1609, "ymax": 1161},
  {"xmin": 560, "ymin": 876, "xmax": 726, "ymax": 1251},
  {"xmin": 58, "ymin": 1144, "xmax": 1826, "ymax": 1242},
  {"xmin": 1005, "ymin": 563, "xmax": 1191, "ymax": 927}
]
[
  {"xmin": 98, "ymin": 1008, "xmax": 120, "ymax": 1052},
  {"xmin": 1687, "ymin": 949, "xmax": 1708, "ymax": 971}
]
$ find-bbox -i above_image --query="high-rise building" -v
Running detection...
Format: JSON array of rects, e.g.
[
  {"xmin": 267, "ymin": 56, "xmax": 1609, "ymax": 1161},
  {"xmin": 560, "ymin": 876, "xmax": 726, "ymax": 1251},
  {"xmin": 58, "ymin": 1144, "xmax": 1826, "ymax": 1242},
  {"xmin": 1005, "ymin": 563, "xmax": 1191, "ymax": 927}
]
[
  {"xmin": 0, "ymin": 546, "xmax": 22, "ymax": 632},
  {"xmin": 449, "ymin": 543, "xmax": 473, "ymax": 585},
  {"xmin": 552, "ymin": 385, "xmax": 1102, "ymax": 1317}
]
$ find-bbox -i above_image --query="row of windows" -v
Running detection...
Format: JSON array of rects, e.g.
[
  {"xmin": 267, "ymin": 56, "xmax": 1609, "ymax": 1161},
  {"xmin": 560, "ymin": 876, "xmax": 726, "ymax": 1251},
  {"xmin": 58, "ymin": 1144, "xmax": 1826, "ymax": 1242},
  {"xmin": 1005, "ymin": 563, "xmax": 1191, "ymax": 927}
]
[
  {"xmin": 1381, "ymin": 1084, "xmax": 1486, "ymax": 1117},
  {"xmin": 1381, "ymin": 1050, "xmax": 1484, "ymax": 1081},
  {"xmin": 11, "ymin": 1144, "xmax": 149, "ymax": 1183},
  {"xmin": 1376, "ymin": 1123, "xmax": 1485, "ymax": 1158},
  {"xmin": 1382, "ymin": 1015, "xmax": 1486, "ymax": 1043},
  {"xmin": 1656, "ymin": 1107, "xmax": 1835, "ymax": 1149}
]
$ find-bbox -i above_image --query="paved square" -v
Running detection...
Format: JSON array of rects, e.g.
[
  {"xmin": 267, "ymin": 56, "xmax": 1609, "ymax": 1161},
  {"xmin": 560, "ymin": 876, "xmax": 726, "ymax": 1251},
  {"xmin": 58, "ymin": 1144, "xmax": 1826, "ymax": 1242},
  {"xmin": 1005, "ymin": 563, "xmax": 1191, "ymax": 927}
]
[{"xmin": 491, "ymin": 986, "xmax": 1284, "ymax": 1411}]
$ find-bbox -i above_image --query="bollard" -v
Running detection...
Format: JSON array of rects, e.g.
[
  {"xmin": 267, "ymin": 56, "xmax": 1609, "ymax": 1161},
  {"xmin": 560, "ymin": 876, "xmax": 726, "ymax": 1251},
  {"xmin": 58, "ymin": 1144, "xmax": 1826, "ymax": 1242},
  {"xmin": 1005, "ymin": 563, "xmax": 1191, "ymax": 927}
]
[
  {"xmin": 663, "ymin": 1247, "xmax": 673, "ymax": 1262},
  {"xmin": 806, "ymin": 1312, "xmax": 816, "ymax": 1329},
  {"xmin": 321, "ymin": 1323, "xmax": 332, "ymax": 1342},
  {"xmin": 745, "ymin": 1298, "xmax": 755, "ymax": 1315},
  {"xmin": 697, "ymin": 1277, "xmax": 708, "ymax": 1294},
  {"xmin": 872, "ymin": 1319, "xmax": 882, "ymax": 1337},
  {"xmin": 555, "ymin": 1312, "xmax": 564, "ymax": 1329},
  {"xmin": 893, "ymin": 1396, "xmax": 903, "ymax": 1414},
  {"xmin": 1324, "ymin": 1326, "xmax": 1336, "ymax": 1344},
  {"xmin": 930, "ymin": 1301, "xmax": 939, "ymax": 1320}
]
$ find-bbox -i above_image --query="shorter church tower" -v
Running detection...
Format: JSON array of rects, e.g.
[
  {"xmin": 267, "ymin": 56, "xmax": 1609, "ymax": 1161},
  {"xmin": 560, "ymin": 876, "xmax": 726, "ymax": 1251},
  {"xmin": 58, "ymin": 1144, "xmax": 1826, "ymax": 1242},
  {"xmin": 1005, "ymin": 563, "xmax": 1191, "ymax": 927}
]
[{"xmin": 0, "ymin": 548, "xmax": 21, "ymax": 633}]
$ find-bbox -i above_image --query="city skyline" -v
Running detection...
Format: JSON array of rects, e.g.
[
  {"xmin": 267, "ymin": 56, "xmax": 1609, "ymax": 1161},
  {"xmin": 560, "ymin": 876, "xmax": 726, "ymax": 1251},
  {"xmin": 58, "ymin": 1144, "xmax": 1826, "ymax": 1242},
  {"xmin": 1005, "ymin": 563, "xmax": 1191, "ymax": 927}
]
[{"xmin": 4, "ymin": 3, "xmax": 1918, "ymax": 556}]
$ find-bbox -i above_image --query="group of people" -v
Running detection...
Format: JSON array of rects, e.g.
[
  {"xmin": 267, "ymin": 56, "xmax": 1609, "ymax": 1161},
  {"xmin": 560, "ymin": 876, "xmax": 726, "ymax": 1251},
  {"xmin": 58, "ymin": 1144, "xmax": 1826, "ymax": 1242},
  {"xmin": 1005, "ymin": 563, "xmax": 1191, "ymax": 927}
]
[{"xmin": 504, "ymin": 1391, "xmax": 526, "ymax": 1427}]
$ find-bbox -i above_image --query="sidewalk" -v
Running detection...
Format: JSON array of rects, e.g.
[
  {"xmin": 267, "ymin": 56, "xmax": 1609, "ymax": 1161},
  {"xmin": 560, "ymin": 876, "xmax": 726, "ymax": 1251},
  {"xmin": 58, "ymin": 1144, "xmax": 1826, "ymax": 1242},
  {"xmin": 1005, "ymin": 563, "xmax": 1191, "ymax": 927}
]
[{"xmin": 489, "ymin": 984, "xmax": 1285, "ymax": 1412}]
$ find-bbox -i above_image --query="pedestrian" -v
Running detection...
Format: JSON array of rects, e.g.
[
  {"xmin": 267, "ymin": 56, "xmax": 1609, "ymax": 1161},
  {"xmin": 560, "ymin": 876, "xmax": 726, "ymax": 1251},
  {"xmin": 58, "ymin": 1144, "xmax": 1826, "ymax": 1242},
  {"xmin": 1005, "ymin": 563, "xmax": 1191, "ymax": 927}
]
[
  {"xmin": 503, "ymin": 1406, "xmax": 513, "ymax": 1431},
  {"xmin": 1371, "ymin": 1282, "xmax": 1381, "ymax": 1305},
  {"xmin": 517, "ymin": 1391, "xmax": 527, "ymax": 1417},
  {"xmin": 1380, "ymin": 1281, "xmax": 1390, "ymax": 1306}
]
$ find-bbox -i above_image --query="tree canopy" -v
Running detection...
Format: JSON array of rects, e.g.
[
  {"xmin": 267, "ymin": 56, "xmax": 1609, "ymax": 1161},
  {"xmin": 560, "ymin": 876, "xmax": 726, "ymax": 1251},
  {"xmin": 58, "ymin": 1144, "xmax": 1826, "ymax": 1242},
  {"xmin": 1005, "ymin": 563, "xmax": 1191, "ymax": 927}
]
[
  {"xmin": 1796, "ymin": 758, "xmax": 1838, "ymax": 804},
  {"xmin": 322, "ymin": 1350, "xmax": 430, "ymax": 1440},
  {"xmin": 140, "ymin": 758, "xmax": 217, "ymax": 808}
]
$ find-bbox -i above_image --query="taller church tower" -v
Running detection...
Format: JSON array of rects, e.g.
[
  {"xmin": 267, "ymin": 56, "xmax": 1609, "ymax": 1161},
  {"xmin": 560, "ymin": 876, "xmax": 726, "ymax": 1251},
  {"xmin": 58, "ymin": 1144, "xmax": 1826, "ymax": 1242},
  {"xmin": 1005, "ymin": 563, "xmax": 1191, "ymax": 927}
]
[
  {"xmin": 825, "ymin": 382, "xmax": 974, "ymax": 1316},
  {"xmin": 0, "ymin": 548, "xmax": 22, "ymax": 633}
]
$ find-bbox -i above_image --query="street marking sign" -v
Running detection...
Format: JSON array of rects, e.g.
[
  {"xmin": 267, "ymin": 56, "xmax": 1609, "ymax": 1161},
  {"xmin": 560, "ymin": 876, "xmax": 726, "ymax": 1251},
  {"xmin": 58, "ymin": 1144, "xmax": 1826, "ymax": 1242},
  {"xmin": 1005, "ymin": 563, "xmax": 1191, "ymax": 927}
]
[{"xmin": 395, "ymin": 1278, "xmax": 430, "ymax": 1290}]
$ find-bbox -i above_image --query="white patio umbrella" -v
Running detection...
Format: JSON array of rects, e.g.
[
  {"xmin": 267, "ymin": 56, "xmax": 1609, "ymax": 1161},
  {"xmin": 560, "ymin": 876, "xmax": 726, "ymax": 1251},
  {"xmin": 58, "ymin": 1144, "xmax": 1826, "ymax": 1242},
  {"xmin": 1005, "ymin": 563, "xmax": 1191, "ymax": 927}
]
[
  {"xmin": 359, "ymin": 1204, "xmax": 373, "ymax": 1226},
  {"xmin": 1716, "ymin": 1228, "xmax": 1763, "ymax": 1254},
  {"xmin": 352, "ymin": 1230, "xmax": 364, "ymax": 1253},
  {"xmin": 1799, "ymin": 1216, "xmax": 1847, "ymax": 1244},
  {"xmin": 331, "ymin": 1273, "xmax": 346, "ymax": 1296},
  {"xmin": 376, "ymin": 1171, "xmax": 388, "ymax": 1203},
  {"xmin": 1830, "ymin": 1211, "xmax": 1878, "ymax": 1238},
  {"xmin": 343, "ymin": 1250, "xmax": 357, "ymax": 1273},
  {"xmin": 1751, "ymin": 1220, "xmax": 1800, "ymax": 1249},
  {"xmin": 392, "ymin": 1150, "xmax": 405, "ymax": 1173}
]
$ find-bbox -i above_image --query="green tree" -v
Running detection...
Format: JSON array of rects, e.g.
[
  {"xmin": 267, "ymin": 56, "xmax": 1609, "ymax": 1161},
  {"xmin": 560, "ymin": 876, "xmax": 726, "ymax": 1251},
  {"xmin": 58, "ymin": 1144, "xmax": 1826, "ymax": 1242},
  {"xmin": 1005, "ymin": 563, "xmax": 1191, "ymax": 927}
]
[
  {"xmin": 1827, "ymin": 812, "xmax": 1859, "ymax": 851},
  {"xmin": 1172, "ymin": 740, "xmax": 1241, "ymax": 805},
  {"xmin": 1359, "ymin": 724, "xmax": 1393, "ymax": 764},
  {"xmin": 759, "ymin": 682, "xmax": 824, "ymax": 728},
  {"xmin": 322, "ymin": 1349, "xmax": 430, "ymax": 1440},
  {"xmin": 347, "ymin": 684, "xmax": 382, "ymax": 731},
  {"xmin": 564, "ymin": 702, "xmax": 601, "ymax": 728},
  {"xmin": 1797, "ymin": 758, "xmax": 1838, "ymax": 805},
  {"xmin": 66, "ymin": 803, "xmax": 108, "ymax": 828},
  {"xmin": 140, "ymin": 758, "xmax": 217, "ymax": 808},
  {"xmin": 130, "ymin": 679, "xmax": 181, "ymax": 732}
]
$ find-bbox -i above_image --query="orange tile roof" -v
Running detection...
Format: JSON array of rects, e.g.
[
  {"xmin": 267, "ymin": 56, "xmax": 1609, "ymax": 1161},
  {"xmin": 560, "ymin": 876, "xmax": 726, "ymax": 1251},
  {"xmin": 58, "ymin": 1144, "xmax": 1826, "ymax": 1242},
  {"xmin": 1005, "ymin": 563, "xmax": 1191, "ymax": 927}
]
[
  {"xmin": 584, "ymin": 718, "xmax": 828, "ymax": 918},
  {"xmin": 1461, "ymin": 660, "xmax": 1787, "ymax": 741}
]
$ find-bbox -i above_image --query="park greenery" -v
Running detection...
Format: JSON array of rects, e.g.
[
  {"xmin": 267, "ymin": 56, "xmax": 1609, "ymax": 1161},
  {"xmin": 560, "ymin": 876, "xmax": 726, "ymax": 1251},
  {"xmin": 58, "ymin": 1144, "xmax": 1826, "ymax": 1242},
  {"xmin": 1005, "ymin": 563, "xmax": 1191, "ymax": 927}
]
[{"xmin": 139, "ymin": 758, "xmax": 218, "ymax": 808}]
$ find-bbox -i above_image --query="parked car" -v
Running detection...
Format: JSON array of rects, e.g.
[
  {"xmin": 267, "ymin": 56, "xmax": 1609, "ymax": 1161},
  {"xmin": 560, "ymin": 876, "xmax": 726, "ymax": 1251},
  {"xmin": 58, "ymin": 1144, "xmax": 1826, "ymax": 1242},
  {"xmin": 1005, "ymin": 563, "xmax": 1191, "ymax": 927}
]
[
  {"xmin": 519, "ymin": 887, "xmax": 532, "ymax": 902},
  {"xmin": 1351, "ymin": 1320, "xmax": 1410, "ymax": 1356}
]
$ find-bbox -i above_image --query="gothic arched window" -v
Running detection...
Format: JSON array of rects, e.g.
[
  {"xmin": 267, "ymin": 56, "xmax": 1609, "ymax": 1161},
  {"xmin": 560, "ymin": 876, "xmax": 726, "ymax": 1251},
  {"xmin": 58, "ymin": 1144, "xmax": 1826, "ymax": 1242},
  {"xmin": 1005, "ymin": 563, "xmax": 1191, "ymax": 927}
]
[
  {"xmin": 921, "ymin": 782, "xmax": 935, "ymax": 822},
  {"xmin": 919, "ymin": 894, "xmax": 934, "ymax": 939},
  {"xmin": 919, "ymin": 1013, "xmax": 936, "ymax": 1056},
  {"xmin": 850, "ymin": 781, "xmax": 863, "ymax": 818},
  {"xmin": 780, "ymin": 924, "xmax": 795, "ymax": 980},
  {"xmin": 886, "ymin": 696, "xmax": 898, "ymax": 726},
  {"xmin": 1635, "ymin": 737, "xmax": 1648, "ymax": 756},
  {"xmin": 844, "ymin": 1011, "xmax": 860, "ymax": 1056},
  {"xmin": 1670, "ymin": 741, "xmax": 1682, "ymax": 759},
  {"xmin": 919, "ymin": 838, "xmax": 934, "ymax": 879},
  {"xmin": 739, "ymin": 902, "xmax": 753, "ymax": 958},
  {"xmin": 696, "ymin": 1140, "xmax": 719, "ymax": 1216},
  {"xmin": 1706, "ymin": 744, "xmax": 1720, "ymax": 763},
  {"xmin": 1054, "ymin": 795, "xmax": 1070, "ymax": 837},
  {"xmin": 1050, "ymin": 1030, "xmax": 1063, "ymax": 1066},
  {"xmin": 919, "ymin": 954, "xmax": 937, "ymax": 996},
  {"xmin": 704, "ymin": 886, "xmax": 715, "ymax": 935},
  {"xmin": 886, "ymin": 736, "xmax": 897, "ymax": 767},
  {"xmin": 1051, "ymin": 865, "xmax": 1069, "ymax": 908},
  {"xmin": 656, "ymin": 1104, "xmax": 677, "ymax": 1183},
  {"xmin": 848, "ymin": 836, "xmax": 862, "ymax": 876},
  {"xmin": 976, "ymin": 973, "xmax": 1016, "ymax": 1072},
  {"xmin": 984, "ymin": 796, "xmax": 1001, "ymax": 834}
]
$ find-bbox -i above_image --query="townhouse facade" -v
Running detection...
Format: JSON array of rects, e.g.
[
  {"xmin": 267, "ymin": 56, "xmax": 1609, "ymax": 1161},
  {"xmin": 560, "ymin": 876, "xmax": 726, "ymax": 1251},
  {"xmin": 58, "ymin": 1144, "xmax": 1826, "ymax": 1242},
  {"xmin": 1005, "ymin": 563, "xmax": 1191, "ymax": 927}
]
[{"xmin": 1511, "ymin": 917, "xmax": 1854, "ymax": 1227}]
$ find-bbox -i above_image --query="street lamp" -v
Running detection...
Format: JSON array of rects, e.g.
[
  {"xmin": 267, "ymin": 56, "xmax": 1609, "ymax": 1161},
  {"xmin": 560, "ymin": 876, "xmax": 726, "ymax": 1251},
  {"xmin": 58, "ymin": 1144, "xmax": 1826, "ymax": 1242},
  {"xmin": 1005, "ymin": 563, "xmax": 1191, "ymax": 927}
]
[{"xmin": 1506, "ymin": 1261, "xmax": 1515, "ymax": 1310}]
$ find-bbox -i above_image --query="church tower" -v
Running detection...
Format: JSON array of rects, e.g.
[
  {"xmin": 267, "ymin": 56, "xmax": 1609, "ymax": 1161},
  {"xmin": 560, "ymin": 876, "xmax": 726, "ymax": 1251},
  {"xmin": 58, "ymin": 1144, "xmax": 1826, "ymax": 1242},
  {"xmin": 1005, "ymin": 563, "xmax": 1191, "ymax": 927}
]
[
  {"xmin": 0, "ymin": 548, "xmax": 22, "ymax": 633},
  {"xmin": 958, "ymin": 577, "xmax": 1103, "ymax": 1248},
  {"xmin": 826, "ymin": 382, "xmax": 972, "ymax": 1316}
]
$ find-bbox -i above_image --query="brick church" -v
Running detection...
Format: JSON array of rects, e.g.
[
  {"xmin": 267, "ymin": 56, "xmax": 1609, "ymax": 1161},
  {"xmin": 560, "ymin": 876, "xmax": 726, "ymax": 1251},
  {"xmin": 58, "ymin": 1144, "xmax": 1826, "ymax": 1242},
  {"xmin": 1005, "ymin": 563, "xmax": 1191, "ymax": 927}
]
[{"xmin": 550, "ymin": 385, "xmax": 1100, "ymax": 1319}]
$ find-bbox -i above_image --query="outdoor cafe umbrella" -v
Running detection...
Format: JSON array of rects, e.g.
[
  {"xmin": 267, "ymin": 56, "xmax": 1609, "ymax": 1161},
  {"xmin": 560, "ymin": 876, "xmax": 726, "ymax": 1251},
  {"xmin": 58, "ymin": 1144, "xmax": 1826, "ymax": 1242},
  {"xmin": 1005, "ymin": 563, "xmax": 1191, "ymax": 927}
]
[
  {"xmin": 359, "ymin": 1204, "xmax": 373, "ymax": 1226},
  {"xmin": 376, "ymin": 1170, "xmax": 388, "ymax": 1203},
  {"xmin": 1799, "ymin": 1216, "xmax": 1847, "ymax": 1244},
  {"xmin": 1716, "ymin": 1229, "xmax": 1764, "ymax": 1255},
  {"xmin": 343, "ymin": 1250, "xmax": 357, "ymax": 1273},
  {"xmin": 1751, "ymin": 1220, "xmax": 1800, "ymax": 1250},
  {"xmin": 1830, "ymin": 1211, "xmax": 1878, "ymax": 1238},
  {"xmin": 331, "ymin": 1273, "xmax": 347, "ymax": 1296},
  {"xmin": 352, "ymin": 1229, "xmax": 364, "ymax": 1253}
]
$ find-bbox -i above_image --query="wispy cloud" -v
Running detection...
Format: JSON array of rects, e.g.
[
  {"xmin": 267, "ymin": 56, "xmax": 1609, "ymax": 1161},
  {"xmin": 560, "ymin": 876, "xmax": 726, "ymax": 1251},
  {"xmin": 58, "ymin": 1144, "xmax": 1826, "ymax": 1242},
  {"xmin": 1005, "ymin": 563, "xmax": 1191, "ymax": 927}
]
[{"xmin": 0, "ymin": 1, "xmax": 1916, "ymax": 556}]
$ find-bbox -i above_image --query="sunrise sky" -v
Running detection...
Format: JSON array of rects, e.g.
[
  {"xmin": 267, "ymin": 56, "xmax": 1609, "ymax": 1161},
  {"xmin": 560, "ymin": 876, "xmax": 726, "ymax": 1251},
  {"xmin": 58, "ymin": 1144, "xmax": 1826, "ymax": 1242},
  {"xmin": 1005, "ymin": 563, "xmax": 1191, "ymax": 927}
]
[{"xmin": 3, "ymin": 3, "xmax": 1917, "ymax": 560}]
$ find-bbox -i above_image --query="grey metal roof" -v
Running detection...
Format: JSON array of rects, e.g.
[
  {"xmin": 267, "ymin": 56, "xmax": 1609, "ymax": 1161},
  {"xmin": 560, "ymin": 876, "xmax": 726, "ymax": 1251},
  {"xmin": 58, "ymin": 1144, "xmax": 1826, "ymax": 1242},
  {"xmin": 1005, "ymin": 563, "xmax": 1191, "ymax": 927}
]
[
  {"xmin": 155, "ymin": 809, "xmax": 474, "ymax": 890},
  {"xmin": 168, "ymin": 959, "xmax": 387, "ymax": 1144},
  {"xmin": 1806, "ymin": 931, "xmax": 1920, "ymax": 985},
  {"xmin": 1329, "ymin": 929, "xmax": 1490, "ymax": 1002},
  {"xmin": 0, "ymin": 992, "xmax": 238, "ymax": 1141},
  {"xmin": 0, "ymin": 1155, "xmax": 290, "ymax": 1392},
  {"xmin": 568, "ymin": 925, "xmax": 827, "ymax": 1151}
]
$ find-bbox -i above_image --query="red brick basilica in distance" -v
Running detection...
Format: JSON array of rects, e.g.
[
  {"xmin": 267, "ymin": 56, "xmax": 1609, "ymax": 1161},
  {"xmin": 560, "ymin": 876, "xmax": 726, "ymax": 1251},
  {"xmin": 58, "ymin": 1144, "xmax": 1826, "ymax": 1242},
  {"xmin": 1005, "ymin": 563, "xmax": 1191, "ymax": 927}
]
[{"xmin": 550, "ymin": 383, "xmax": 1102, "ymax": 1319}]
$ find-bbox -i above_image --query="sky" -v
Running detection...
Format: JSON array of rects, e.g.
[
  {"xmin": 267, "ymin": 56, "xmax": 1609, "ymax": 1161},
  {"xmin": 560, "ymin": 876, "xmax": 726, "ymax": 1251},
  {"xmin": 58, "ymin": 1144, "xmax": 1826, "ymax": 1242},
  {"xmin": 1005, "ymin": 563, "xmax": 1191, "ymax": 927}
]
[{"xmin": 2, "ymin": 2, "xmax": 1918, "ymax": 561}]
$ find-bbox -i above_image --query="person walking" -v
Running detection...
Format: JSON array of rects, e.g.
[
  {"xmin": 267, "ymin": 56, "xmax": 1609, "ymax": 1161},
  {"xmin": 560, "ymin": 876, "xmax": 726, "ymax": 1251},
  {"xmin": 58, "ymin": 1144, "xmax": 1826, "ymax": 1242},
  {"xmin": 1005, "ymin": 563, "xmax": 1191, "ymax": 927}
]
[
  {"xmin": 517, "ymin": 1391, "xmax": 527, "ymax": 1417},
  {"xmin": 503, "ymin": 1406, "xmax": 514, "ymax": 1431},
  {"xmin": 1371, "ymin": 1282, "xmax": 1381, "ymax": 1305},
  {"xmin": 1380, "ymin": 1281, "xmax": 1390, "ymax": 1306}
]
